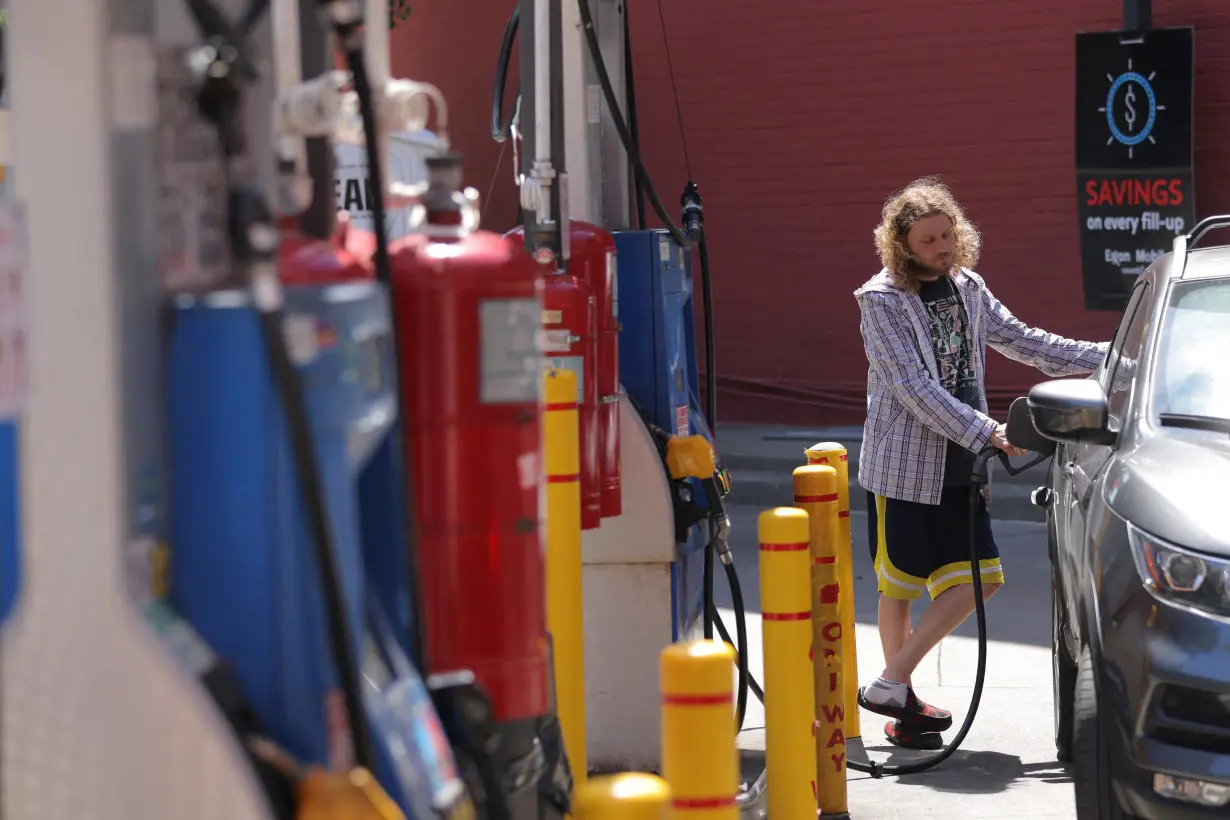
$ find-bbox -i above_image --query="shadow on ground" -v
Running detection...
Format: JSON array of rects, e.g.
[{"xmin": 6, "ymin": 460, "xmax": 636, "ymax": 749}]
[{"xmin": 739, "ymin": 739, "xmax": 1072, "ymax": 798}]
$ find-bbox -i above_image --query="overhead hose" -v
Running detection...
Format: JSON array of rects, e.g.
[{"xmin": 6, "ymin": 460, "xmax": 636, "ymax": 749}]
[
  {"xmin": 333, "ymin": 19, "xmax": 429, "ymax": 671},
  {"xmin": 490, "ymin": 6, "xmax": 520, "ymax": 142},
  {"xmin": 622, "ymin": 2, "xmax": 646, "ymax": 229},
  {"xmin": 576, "ymin": 0, "xmax": 693, "ymax": 249}
]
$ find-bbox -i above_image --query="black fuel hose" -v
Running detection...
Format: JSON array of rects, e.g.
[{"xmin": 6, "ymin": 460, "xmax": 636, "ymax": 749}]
[
  {"xmin": 845, "ymin": 451, "xmax": 994, "ymax": 777},
  {"xmin": 622, "ymin": 2, "xmax": 646, "ymax": 229},
  {"xmin": 490, "ymin": 6, "xmax": 519, "ymax": 142},
  {"xmin": 329, "ymin": 13, "xmax": 429, "ymax": 671},
  {"xmin": 721, "ymin": 449, "xmax": 999, "ymax": 777},
  {"xmin": 713, "ymin": 564, "xmax": 755, "ymax": 733},
  {"xmin": 576, "ymin": 0, "xmax": 693, "ymax": 250}
]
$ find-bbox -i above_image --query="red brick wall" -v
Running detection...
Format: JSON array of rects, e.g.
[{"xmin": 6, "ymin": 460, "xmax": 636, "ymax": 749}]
[{"xmin": 392, "ymin": 1, "xmax": 1230, "ymax": 426}]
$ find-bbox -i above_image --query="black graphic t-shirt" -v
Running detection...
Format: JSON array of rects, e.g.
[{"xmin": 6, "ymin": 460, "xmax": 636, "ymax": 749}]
[{"xmin": 918, "ymin": 277, "xmax": 980, "ymax": 486}]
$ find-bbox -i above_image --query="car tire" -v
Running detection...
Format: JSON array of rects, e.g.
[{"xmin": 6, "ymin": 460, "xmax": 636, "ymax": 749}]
[
  {"xmin": 1072, "ymin": 647, "xmax": 1131, "ymax": 820},
  {"xmin": 1052, "ymin": 565, "xmax": 1077, "ymax": 763}
]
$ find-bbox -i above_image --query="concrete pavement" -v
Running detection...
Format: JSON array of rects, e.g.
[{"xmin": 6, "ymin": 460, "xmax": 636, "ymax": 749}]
[{"xmin": 716, "ymin": 502, "xmax": 1075, "ymax": 818}]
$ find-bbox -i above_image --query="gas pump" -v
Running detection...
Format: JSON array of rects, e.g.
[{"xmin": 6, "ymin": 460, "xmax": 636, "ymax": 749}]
[
  {"xmin": 159, "ymin": 0, "xmax": 489, "ymax": 816},
  {"xmin": 489, "ymin": 0, "xmax": 751, "ymax": 773}
]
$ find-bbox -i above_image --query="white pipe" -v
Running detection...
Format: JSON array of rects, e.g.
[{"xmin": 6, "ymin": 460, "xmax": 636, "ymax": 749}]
[
  {"xmin": 270, "ymin": 0, "xmax": 303, "ymax": 96},
  {"xmin": 364, "ymin": 0, "xmax": 392, "ymax": 87},
  {"xmin": 270, "ymin": 0, "xmax": 308, "ymax": 214},
  {"xmin": 533, "ymin": 0, "xmax": 551, "ymax": 165}
]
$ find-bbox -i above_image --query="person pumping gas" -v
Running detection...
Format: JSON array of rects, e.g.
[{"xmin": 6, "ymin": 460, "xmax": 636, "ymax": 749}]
[{"xmin": 851, "ymin": 177, "xmax": 1110, "ymax": 751}]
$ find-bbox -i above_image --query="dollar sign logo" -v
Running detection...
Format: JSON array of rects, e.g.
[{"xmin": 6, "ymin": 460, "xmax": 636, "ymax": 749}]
[{"xmin": 1124, "ymin": 83, "xmax": 1138, "ymax": 133}]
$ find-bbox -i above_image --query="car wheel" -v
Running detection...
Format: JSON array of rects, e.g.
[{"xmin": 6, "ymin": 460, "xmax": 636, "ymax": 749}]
[
  {"xmin": 1072, "ymin": 647, "xmax": 1131, "ymax": 820},
  {"xmin": 1052, "ymin": 565, "xmax": 1077, "ymax": 762}
]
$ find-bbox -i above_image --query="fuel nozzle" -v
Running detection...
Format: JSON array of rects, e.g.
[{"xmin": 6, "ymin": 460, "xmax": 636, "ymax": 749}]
[
  {"xmin": 680, "ymin": 180, "xmax": 704, "ymax": 242},
  {"xmin": 665, "ymin": 434, "xmax": 733, "ymax": 564}
]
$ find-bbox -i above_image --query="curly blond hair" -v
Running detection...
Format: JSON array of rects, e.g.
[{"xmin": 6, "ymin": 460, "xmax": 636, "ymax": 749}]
[{"xmin": 873, "ymin": 176, "xmax": 982, "ymax": 293}]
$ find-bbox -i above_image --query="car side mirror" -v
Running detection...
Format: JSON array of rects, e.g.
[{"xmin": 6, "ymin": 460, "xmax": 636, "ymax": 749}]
[
  {"xmin": 1005, "ymin": 396, "xmax": 1057, "ymax": 456},
  {"xmin": 1027, "ymin": 379, "xmax": 1117, "ymax": 445}
]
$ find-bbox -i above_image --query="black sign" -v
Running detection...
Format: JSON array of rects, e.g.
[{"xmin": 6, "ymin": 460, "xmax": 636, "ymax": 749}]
[{"xmin": 1075, "ymin": 27, "xmax": 1195, "ymax": 311}]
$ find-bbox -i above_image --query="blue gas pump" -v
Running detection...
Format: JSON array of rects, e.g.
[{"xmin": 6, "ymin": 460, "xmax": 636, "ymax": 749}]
[
  {"xmin": 0, "ymin": 419, "xmax": 20, "ymax": 628},
  {"xmin": 165, "ymin": 281, "xmax": 464, "ymax": 817},
  {"xmin": 612, "ymin": 228, "xmax": 721, "ymax": 642}
]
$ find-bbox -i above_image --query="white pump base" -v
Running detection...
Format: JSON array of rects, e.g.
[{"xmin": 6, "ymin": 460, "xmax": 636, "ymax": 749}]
[{"xmin": 581, "ymin": 395, "xmax": 699, "ymax": 773}]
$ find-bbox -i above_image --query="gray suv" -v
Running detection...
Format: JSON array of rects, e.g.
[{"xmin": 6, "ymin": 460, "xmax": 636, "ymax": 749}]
[{"xmin": 1025, "ymin": 216, "xmax": 1230, "ymax": 820}]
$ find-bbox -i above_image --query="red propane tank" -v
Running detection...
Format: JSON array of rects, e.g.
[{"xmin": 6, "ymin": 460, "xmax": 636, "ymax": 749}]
[
  {"xmin": 278, "ymin": 213, "xmax": 375, "ymax": 285},
  {"xmin": 390, "ymin": 156, "xmax": 548, "ymax": 723},
  {"xmin": 507, "ymin": 222, "xmax": 610, "ymax": 528},
  {"xmin": 566, "ymin": 221, "xmax": 620, "ymax": 518}
]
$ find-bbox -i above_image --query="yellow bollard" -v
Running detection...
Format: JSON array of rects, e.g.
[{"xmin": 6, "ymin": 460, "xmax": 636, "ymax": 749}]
[
  {"xmin": 544, "ymin": 367, "xmax": 587, "ymax": 784},
  {"xmin": 759, "ymin": 507, "xmax": 819, "ymax": 818},
  {"xmin": 573, "ymin": 773, "xmax": 670, "ymax": 820},
  {"xmin": 804, "ymin": 442, "xmax": 861, "ymax": 740},
  {"xmin": 660, "ymin": 640, "xmax": 739, "ymax": 819},
  {"xmin": 794, "ymin": 466, "xmax": 849, "ymax": 818}
]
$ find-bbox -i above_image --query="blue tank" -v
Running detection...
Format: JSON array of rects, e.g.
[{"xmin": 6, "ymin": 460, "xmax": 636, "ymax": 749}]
[
  {"xmin": 612, "ymin": 229, "xmax": 717, "ymax": 641},
  {"xmin": 166, "ymin": 281, "xmax": 463, "ymax": 816}
]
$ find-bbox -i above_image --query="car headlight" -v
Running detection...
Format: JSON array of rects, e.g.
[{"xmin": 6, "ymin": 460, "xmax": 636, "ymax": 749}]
[{"xmin": 1129, "ymin": 524, "xmax": 1230, "ymax": 618}]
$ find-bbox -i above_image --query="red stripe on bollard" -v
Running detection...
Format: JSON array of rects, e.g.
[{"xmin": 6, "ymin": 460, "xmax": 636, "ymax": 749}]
[
  {"xmin": 762, "ymin": 610, "xmax": 812, "ymax": 622},
  {"xmin": 672, "ymin": 796, "xmax": 738, "ymax": 809},
  {"xmin": 759, "ymin": 542, "xmax": 809, "ymax": 552},
  {"xmin": 793, "ymin": 493, "xmax": 839, "ymax": 503},
  {"xmin": 661, "ymin": 693, "xmax": 731, "ymax": 707}
]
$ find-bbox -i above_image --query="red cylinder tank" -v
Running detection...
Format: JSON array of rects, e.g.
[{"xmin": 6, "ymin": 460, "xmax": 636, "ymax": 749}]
[
  {"xmin": 540, "ymin": 267, "xmax": 600, "ymax": 530},
  {"xmin": 507, "ymin": 223, "xmax": 607, "ymax": 528},
  {"xmin": 278, "ymin": 216, "xmax": 374, "ymax": 285},
  {"xmin": 565, "ymin": 221, "xmax": 620, "ymax": 518},
  {"xmin": 390, "ymin": 156, "xmax": 548, "ymax": 723}
]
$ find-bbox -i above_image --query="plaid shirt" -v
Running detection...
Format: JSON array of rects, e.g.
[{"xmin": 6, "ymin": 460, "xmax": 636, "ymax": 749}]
[{"xmin": 855, "ymin": 268, "xmax": 1109, "ymax": 505}]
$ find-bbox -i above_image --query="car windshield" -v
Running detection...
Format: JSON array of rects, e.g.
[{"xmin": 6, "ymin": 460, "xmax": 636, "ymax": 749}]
[{"xmin": 1153, "ymin": 278, "xmax": 1230, "ymax": 421}]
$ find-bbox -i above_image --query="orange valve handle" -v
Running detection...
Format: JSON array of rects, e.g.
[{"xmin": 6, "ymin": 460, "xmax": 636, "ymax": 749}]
[
  {"xmin": 804, "ymin": 442, "xmax": 860, "ymax": 740},
  {"xmin": 573, "ymin": 773, "xmax": 670, "ymax": 819},
  {"xmin": 758, "ymin": 507, "xmax": 819, "ymax": 817},
  {"xmin": 794, "ymin": 466, "xmax": 849, "ymax": 817},
  {"xmin": 544, "ymin": 367, "xmax": 588, "ymax": 783},
  {"xmin": 660, "ymin": 640, "xmax": 739, "ymax": 819},
  {"xmin": 296, "ymin": 766, "xmax": 407, "ymax": 820}
]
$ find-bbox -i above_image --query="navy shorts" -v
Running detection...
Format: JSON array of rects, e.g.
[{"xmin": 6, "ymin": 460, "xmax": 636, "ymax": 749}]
[{"xmin": 865, "ymin": 486, "xmax": 1003, "ymax": 601}]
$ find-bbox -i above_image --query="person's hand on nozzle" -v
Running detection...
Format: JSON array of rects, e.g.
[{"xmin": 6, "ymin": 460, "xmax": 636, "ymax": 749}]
[{"xmin": 990, "ymin": 423, "xmax": 1028, "ymax": 458}]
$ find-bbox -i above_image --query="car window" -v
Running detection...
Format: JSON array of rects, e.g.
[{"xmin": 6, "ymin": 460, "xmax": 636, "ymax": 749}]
[
  {"xmin": 1103, "ymin": 283, "xmax": 1151, "ymax": 432},
  {"xmin": 1153, "ymin": 279, "xmax": 1230, "ymax": 420},
  {"xmin": 1099, "ymin": 282, "xmax": 1146, "ymax": 391}
]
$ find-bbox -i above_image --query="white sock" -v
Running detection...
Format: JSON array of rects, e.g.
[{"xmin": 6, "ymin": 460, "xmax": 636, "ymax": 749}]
[{"xmin": 864, "ymin": 676, "xmax": 907, "ymax": 708}]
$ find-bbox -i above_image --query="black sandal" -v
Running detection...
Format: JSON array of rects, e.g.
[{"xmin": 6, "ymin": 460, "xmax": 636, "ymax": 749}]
[
  {"xmin": 884, "ymin": 720, "xmax": 944, "ymax": 751},
  {"xmin": 857, "ymin": 685, "xmax": 953, "ymax": 733}
]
